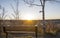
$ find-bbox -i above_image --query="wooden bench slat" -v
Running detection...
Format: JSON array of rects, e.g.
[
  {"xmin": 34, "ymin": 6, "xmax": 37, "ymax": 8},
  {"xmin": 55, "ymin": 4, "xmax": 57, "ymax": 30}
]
[{"xmin": 6, "ymin": 31, "xmax": 35, "ymax": 33}]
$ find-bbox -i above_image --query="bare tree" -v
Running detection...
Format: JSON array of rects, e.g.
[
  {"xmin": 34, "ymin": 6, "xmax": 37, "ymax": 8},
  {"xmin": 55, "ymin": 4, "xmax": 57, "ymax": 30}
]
[
  {"xmin": 10, "ymin": 0, "xmax": 20, "ymax": 20},
  {"xmin": 0, "ymin": 5, "xmax": 7, "ymax": 20}
]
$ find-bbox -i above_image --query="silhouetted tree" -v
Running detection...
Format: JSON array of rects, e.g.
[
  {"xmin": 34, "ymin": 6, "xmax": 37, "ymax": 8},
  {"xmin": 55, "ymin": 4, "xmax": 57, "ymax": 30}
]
[
  {"xmin": 10, "ymin": 0, "xmax": 20, "ymax": 20},
  {"xmin": 0, "ymin": 5, "xmax": 7, "ymax": 20}
]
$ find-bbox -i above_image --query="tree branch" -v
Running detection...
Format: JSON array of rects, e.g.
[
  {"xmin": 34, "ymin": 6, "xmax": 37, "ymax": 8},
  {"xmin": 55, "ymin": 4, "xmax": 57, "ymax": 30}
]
[
  {"xmin": 23, "ymin": 0, "xmax": 31, "ymax": 5},
  {"xmin": 40, "ymin": 0, "xmax": 42, "ymax": 5},
  {"xmin": 10, "ymin": 4, "xmax": 16, "ymax": 14},
  {"xmin": 30, "ymin": 4, "xmax": 41, "ymax": 6},
  {"xmin": 11, "ymin": 13, "xmax": 16, "ymax": 18},
  {"xmin": 46, "ymin": 0, "xmax": 60, "ymax": 3},
  {"xmin": 23, "ymin": 0, "xmax": 41, "ymax": 6},
  {"xmin": 3, "ymin": 15, "xmax": 7, "ymax": 19}
]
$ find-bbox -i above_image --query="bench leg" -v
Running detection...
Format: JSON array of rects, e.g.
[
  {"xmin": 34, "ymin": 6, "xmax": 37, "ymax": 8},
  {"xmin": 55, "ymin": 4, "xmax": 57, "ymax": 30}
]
[{"xmin": 6, "ymin": 33, "xmax": 8, "ymax": 38}]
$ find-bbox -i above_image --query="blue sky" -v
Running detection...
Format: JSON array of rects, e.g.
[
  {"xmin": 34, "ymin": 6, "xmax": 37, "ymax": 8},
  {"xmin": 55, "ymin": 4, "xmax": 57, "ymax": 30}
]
[{"xmin": 0, "ymin": 0, "xmax": 60, "ymax": 20}]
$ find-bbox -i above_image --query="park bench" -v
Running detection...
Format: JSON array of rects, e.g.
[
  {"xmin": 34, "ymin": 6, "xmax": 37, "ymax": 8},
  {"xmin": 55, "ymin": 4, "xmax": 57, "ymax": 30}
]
[{"xmin": 4, "ymin": 25, "xmax": 36, "ymax": 38}]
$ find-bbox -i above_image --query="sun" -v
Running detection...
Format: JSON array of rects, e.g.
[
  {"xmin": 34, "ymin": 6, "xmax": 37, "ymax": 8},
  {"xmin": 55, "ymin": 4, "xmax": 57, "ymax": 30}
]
[
  {"xmin": 25, "ymin": 14, "xmax": 33, "ymax": 20},
  {"xmin": 23, "ymin": 13, "xmax": 34, "ymax": 20}
]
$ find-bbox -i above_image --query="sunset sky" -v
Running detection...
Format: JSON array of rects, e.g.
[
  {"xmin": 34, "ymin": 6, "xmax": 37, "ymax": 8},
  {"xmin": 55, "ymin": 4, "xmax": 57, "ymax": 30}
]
[{"xmin": 0, "ymin": 0, "xmax": 60, "ymax": 20}]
